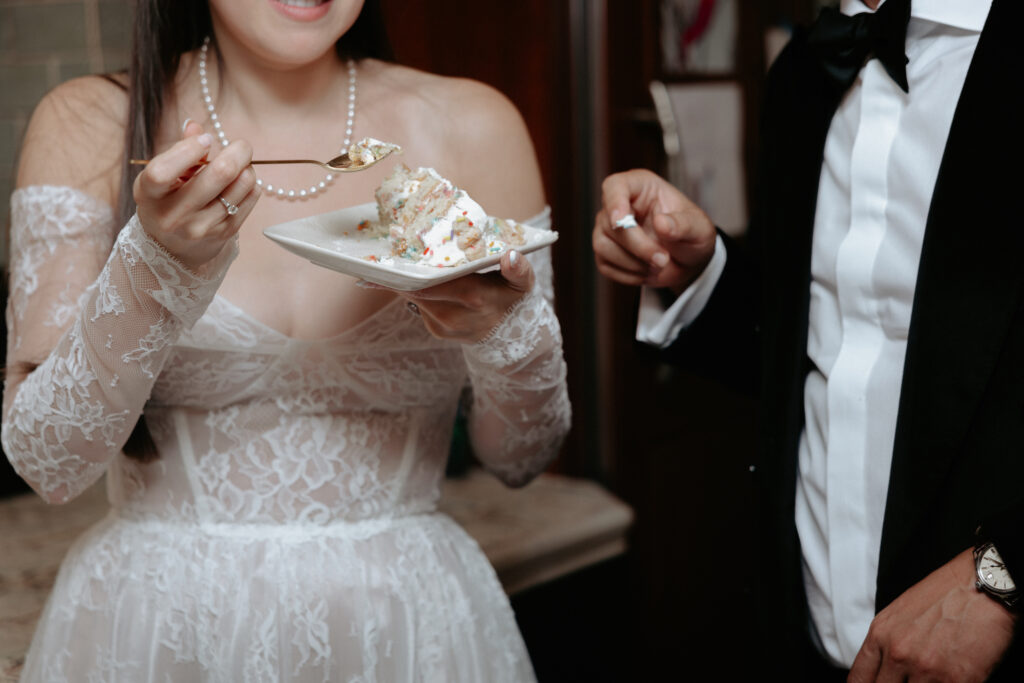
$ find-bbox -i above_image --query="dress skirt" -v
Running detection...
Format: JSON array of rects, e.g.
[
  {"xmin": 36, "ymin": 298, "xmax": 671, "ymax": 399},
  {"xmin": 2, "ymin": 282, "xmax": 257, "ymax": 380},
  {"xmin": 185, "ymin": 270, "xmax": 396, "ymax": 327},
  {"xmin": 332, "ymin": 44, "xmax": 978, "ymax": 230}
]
[{"xmin": 20, "ymin": 511, "xmax": 536, "ymax": 683}]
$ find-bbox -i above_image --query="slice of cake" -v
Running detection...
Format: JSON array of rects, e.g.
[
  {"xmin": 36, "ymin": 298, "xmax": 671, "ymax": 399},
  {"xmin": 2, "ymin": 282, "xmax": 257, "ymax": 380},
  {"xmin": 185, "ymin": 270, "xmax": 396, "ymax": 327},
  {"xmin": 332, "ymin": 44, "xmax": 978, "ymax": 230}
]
[{"xmin": 375, "ymin": 164, "xmax": 526, "ymax": 267}]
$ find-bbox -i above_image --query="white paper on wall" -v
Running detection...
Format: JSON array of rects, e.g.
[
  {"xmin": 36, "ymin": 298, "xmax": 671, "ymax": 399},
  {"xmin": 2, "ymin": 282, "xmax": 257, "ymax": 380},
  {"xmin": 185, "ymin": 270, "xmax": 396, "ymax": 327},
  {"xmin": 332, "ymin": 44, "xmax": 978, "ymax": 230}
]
[{"xmin": 650, "ymin": 80, "xmax": 747, "ymax": 236}]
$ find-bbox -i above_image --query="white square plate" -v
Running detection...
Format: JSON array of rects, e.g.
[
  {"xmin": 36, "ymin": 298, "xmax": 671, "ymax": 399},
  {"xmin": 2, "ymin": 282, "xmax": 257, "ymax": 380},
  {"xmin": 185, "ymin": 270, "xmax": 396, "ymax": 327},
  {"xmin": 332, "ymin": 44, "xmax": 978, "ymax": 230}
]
[{"xmin": 263, "ymin": 202, "xmax": 559, "ymax": 291}]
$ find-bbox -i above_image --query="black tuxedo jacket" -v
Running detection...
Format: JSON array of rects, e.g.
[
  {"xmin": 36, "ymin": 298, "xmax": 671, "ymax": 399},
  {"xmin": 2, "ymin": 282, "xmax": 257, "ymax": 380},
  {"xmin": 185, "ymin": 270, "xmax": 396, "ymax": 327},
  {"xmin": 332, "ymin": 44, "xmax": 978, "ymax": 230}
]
[{"xmin": 663, "ymin": 0, "xmax": 1024, "ymax": 677}]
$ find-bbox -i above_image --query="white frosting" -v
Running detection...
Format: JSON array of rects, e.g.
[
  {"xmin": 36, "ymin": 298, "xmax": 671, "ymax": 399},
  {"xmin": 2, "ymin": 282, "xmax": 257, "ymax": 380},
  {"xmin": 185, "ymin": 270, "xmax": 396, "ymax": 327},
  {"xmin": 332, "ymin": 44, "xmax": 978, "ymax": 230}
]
[
  {"xmin": 417, "ymin": 190, "xmax": 487, "ymax": 267},
  {"xmin": 392, "ymin": 178, "xmax": 422, "ymax": 204}
]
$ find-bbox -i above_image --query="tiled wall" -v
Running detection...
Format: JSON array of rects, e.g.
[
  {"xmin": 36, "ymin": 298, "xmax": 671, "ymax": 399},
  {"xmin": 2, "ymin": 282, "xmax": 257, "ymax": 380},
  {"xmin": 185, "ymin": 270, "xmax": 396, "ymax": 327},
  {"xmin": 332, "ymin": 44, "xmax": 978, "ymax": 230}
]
[{"xmin": 0, "ymin": 0, "xmax": 132, "ymax": 263}]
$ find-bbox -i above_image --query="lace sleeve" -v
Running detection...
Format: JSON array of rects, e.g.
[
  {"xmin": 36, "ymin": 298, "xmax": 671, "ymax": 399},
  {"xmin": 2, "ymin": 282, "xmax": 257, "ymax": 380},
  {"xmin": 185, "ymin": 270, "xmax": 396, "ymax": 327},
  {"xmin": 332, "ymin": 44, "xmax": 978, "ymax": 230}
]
[
  {"xmin": 2, "ymin": 187, "xmax": 236, "ymax": 503},
  {"xmin": 460, "ymin": 210, "xmax": 570, "ymax": 486}
]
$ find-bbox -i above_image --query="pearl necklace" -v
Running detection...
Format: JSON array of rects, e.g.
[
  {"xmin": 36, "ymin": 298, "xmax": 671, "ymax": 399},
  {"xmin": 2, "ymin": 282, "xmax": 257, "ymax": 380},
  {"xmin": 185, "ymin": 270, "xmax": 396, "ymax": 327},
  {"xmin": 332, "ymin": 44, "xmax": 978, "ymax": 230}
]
[{"xmin": 198, "ymin": 36, "xmax": 357, "ymax": 200}]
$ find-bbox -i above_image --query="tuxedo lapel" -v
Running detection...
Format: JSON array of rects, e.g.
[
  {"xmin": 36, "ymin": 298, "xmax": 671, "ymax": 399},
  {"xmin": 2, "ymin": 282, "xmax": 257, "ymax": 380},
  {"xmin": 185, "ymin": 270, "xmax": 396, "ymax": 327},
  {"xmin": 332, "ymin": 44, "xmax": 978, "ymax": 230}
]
[
  {"xmin": 754, "ymin": 28, "xmax": 848, "ymax": 663},
  {"xmin": 877, "ymin": 0, "xmax": 1024, "ymax": 607},
  {"xmin": 758, "ymin": 29, "xmax": 845, "ymax": 472}
]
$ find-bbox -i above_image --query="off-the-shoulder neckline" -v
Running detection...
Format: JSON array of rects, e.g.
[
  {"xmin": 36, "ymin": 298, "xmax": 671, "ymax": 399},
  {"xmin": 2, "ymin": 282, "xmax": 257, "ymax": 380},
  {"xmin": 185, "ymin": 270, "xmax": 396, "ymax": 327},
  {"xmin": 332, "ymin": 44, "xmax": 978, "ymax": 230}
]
[{"xmin": 12, "ymin": 184, "xmax": 552, "ymax": 227}]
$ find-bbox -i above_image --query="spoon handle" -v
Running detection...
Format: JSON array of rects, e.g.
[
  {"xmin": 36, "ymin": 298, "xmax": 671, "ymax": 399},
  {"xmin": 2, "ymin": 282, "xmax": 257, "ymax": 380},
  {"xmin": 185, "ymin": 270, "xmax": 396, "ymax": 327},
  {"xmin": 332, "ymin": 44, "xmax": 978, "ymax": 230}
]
[
  {"xmin": 250, "ymin": 160, "xmax": 324, "ymax": 166},
  {"xmin": 129, "ymin": 159, "xmax": 326, "ymax": 166}
]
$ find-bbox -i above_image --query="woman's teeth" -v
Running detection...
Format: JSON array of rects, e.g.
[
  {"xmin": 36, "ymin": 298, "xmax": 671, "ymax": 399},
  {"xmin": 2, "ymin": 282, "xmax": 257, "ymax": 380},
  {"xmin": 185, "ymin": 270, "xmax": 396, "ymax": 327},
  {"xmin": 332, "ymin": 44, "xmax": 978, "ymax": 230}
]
[{"xmin": 278, "ymin": 0, "xmax": 326, "ymax": 7}]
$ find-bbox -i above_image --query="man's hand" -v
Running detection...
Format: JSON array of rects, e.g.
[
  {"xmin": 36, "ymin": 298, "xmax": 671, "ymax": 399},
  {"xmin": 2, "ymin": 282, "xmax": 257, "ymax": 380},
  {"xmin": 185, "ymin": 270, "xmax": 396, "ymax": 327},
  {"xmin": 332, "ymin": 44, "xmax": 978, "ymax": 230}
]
[
  {"xmin": 849, "ymin": 548, "xmax": 1016, "ymax": 683},
  {"xmin": 592, "ymin": 169, "xmax": 717, "ymax": 295}
]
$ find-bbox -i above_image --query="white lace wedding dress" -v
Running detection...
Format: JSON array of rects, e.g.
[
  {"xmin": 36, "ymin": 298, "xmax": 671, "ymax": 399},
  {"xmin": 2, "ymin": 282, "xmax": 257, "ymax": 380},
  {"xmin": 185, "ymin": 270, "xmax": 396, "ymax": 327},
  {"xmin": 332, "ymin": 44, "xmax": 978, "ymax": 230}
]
[{"xmin": 3, "ymin": 185, "xmax": 570, "ymax": 683}]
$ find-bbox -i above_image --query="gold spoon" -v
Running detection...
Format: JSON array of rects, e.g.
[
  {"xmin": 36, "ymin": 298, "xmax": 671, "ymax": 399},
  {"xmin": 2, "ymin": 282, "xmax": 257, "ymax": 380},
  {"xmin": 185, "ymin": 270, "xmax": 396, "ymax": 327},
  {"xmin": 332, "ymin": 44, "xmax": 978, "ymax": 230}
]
[{"xmin": 129, "ymin": 147, "xmax": 397, "ymax": 173}]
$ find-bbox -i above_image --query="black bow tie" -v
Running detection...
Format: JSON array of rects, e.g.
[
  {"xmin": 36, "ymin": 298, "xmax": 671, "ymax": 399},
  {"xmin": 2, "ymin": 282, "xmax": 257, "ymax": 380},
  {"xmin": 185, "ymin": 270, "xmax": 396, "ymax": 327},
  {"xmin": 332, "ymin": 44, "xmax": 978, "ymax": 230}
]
[{"xmin": 807, "ymin": 0, "xmax": 912, "ymax": 93}]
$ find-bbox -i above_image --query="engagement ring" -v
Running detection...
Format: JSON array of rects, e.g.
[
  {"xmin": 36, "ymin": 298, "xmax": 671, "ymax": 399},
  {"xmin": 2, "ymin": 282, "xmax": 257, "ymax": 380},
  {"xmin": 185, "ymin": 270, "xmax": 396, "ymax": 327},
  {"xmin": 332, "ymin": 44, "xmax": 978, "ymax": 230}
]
[{"xmin": 219, "ymin": 196, "xmax": 239, "ymax": 216}]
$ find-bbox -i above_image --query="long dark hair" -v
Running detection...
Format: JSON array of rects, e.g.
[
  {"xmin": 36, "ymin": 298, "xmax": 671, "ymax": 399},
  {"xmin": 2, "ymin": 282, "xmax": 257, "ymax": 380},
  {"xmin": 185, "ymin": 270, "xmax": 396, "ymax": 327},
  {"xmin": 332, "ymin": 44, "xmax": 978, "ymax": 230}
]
[
  {"xmin": 118, "ymin": 0, "xmax": 393, "ymax": 225},
  {"xmin": 119, "ymin": 0, "xmax": 393, "ymax": 461}
]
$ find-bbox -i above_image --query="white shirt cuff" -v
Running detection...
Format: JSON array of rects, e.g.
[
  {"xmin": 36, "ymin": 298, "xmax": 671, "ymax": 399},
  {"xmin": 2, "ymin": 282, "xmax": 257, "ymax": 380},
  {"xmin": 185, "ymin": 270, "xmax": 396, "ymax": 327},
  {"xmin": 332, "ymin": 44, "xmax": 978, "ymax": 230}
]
[{"xmin": 635, "ymin": 234, "xmax": 727, "ymax": 348}]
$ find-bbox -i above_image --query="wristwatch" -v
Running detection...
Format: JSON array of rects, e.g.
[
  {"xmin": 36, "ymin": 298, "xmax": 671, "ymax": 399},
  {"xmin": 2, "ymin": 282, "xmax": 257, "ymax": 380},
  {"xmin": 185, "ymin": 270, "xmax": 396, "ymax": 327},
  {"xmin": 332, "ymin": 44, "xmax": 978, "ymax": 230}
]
[{"xmin": 974, "ymin": 541, "xmax": 1020, "ymax": 610}]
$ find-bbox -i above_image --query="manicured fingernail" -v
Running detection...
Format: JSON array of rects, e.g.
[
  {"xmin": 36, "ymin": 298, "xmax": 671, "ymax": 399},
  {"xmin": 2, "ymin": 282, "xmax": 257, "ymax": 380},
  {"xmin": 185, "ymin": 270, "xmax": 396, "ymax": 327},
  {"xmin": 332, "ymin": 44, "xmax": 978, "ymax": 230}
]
[
  {"xmin": 181, "ymin": 118, "xmax": 193, "ymax": 135},
  {"xmin": 658, "ymin": 213, "xmax": 680, "ymax": 238},
  {"xmin": 651, "ymin": 252, "xmax": 669, "ymax": 268},
  {"xmin": 198, "ymin": 133, "xmax": 214, "ymax": 147},
  {"xmin": 509, "ymin": 250, "xmax": 520, "ymax": 268}
]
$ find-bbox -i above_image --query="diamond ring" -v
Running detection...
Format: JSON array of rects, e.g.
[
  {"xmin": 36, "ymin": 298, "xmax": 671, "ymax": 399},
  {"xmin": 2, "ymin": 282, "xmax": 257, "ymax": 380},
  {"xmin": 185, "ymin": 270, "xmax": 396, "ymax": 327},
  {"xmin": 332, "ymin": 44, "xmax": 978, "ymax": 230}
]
[
  {"xmin": 219, "ymin": 196, "xmax": 239, "ymax": 216},
  {"xmin": 613, "ymin": 214, "xmax": 639, "ymax": 230}
]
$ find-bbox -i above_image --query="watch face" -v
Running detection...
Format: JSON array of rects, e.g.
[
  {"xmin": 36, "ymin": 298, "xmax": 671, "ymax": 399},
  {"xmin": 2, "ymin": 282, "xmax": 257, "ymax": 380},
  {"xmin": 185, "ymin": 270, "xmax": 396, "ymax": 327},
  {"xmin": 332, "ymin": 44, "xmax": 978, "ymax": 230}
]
[{"xmin": 978, "ymin": 545, "xmax": 1017, "ymax": 594}]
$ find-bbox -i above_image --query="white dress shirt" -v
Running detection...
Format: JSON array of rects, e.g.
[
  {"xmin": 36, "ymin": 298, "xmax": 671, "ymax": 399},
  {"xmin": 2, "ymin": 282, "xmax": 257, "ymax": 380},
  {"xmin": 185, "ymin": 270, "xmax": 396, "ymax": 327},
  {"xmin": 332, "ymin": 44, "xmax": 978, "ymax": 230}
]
[{"xmin": 637, "ymin": 0, "xmax": 992, "ymax": 667}]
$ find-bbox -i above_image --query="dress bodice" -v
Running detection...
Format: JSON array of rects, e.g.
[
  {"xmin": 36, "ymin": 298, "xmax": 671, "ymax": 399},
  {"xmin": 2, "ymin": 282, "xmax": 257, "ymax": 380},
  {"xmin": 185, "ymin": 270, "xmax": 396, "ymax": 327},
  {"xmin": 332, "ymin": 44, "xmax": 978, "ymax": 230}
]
[
  {"xmin": 4, "ymin": 186, "xmax": 570, "ymax": 528},
  {"xmin": 132, "ymin": 292, "xmax": 467, "ymax": 524}
]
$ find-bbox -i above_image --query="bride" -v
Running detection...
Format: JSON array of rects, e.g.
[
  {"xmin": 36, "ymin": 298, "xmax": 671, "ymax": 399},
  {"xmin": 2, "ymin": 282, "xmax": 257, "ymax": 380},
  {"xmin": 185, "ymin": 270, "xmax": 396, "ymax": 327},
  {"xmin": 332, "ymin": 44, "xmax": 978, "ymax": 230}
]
[{"xmin": 2, "ymin": 0, "xmax": 570, "ymax": 680}]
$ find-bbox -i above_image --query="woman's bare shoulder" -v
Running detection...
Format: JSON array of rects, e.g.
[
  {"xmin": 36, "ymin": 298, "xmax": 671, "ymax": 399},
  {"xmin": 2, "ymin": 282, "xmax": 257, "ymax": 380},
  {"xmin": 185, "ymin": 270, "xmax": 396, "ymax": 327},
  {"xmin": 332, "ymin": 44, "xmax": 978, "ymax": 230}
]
[
  {"xmin": 369, "ymin": 62, "xmax": 545, "ymax": 219},
  {"xmin": 16, "ymin": 74, "xmax": 129, "ymax": 205},
  {"xmin": 376, "ymin": 64, "xmax": 525, "ymax": 139}
]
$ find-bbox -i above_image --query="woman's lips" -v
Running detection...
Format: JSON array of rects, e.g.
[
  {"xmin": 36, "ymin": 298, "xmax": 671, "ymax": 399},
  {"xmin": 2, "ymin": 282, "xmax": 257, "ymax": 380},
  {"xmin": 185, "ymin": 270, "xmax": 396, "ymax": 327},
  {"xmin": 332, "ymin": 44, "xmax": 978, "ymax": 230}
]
[{"xmin": 270, "ymin": 0, "xmax": 332, "ymax": 22}]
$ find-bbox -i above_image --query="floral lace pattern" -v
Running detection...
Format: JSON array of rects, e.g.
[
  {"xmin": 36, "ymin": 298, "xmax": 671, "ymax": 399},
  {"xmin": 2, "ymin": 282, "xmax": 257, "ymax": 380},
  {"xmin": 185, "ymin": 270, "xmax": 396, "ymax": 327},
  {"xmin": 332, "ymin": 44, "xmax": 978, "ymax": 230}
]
[
  {"xmin": 463, "ymin": 289, "xmax": 571, "ymax": 486},
  {"xmin": 4, "ymin": 197, "xmax": 236, "ymax": 504},
  {"xmin": 3, "ymin": 186, "xmax": 569, "ymax": 682}
]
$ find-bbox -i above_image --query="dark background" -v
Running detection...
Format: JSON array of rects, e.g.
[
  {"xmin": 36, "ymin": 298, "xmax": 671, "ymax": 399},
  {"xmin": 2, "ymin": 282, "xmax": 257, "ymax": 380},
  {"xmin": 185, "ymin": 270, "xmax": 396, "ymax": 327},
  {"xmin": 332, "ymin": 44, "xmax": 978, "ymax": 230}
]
[{"xmin": 379, "ymin": 2, "xmax": 821, "ymax": 679}]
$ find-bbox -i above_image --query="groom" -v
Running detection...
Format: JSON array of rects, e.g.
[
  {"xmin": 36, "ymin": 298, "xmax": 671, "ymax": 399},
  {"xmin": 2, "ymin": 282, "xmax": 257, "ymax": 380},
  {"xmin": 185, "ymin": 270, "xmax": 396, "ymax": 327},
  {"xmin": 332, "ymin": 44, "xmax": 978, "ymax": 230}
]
[{"xmin": 593, "ymin": 0, "xmax": 1022, "ymax": 680}]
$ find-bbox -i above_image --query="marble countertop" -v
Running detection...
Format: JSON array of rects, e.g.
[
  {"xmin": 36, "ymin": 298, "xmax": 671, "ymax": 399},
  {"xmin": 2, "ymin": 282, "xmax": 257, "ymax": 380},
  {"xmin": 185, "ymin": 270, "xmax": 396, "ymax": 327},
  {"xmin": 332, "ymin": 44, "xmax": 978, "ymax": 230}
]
[{"xmin": 0, "ymin": 469, "xmax": 633, "ymax": 679}]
